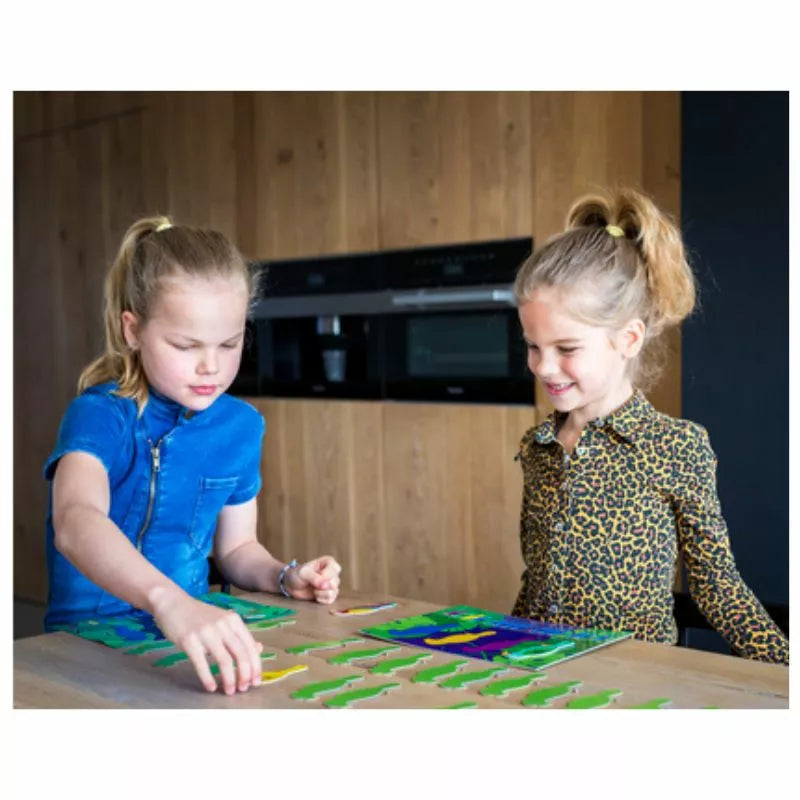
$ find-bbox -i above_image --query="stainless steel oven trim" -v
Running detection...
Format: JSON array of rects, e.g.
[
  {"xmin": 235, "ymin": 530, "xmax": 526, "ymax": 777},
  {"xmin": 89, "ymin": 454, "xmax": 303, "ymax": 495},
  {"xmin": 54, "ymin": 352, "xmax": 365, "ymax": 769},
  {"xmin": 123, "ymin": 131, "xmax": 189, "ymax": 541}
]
[{"xmin": 251, "ymin": 284, "xmax": 516, "ymax": 320}]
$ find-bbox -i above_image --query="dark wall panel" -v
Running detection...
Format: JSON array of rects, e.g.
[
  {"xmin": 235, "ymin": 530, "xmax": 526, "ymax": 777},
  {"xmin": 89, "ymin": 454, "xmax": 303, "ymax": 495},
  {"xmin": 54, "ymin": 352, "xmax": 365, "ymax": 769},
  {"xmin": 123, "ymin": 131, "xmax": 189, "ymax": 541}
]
[{"xmin": 681, "ymin": 91, "xmax": 788, "ymax": 608}]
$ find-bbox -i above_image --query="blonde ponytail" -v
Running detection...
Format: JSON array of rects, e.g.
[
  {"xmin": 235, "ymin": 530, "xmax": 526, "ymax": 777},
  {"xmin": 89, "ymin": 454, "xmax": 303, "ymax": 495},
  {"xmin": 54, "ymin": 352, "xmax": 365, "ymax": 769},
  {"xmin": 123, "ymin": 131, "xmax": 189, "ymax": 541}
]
[{"xmin": 514, "ymin": 186, "xmax": 697, "ymax": 389}]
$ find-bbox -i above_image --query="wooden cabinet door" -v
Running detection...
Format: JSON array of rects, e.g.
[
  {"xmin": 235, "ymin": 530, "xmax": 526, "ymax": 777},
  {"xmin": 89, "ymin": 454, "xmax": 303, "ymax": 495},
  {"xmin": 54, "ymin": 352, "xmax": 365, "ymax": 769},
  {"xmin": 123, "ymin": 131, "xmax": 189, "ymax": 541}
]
[
  {"xmin": 250, "ymin": 397, "xmax": 536, "ymax": 613},
  {"xmin": 377, "ymin": 91, "xmax": 532, "ymax": 248},
  {"xmin": 14, "ymin": 107, "xmax": 149, "ymax": 602}
]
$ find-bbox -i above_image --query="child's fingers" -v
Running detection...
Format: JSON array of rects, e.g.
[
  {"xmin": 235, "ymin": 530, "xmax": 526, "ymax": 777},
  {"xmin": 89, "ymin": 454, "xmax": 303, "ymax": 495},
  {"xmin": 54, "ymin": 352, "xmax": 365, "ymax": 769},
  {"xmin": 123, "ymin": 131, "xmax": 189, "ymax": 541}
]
[
  {"xmin": 315, "ymin": 556, "xmax": 342, "ymax": 580},
  {"xmin": 286, "ymin": 564, "xmax": 317, "ymax": 597},
  {"xmin": 314, "ymin": 587, "xmax": 338, "ymax": 604},
  {"xmin": 211, "ymin": 646, "xmax": 238, "ymax": 696},
  {"xmin": 183, "ymin": 637, "xmax": 218, "ymax": 693},
  {"xmin": 307, "ymin": 558, "xmax": 342, "ymax": 587},
  {"xmin": 286, "ymin": 559, "xmax": 343, "ymax": 601},
  {"xmin": 215, "ymin": 614, "xmax": 262, "ymax": 692},
  {"xmin": 227, "ymin": 618, "xmax": 263, "ymax": 689}
]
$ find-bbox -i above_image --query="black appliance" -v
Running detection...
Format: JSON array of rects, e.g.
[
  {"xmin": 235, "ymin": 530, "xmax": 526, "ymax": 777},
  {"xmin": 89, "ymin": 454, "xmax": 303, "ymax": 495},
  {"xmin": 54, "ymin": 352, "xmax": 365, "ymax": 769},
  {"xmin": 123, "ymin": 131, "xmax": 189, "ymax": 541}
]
[
  {"xmin": 234, "ymin": 252, "xmax": 384, "ymax": 399},
  {"xmin": 231, "ymin": 237, "xmax": 534, "ymax": 405}
]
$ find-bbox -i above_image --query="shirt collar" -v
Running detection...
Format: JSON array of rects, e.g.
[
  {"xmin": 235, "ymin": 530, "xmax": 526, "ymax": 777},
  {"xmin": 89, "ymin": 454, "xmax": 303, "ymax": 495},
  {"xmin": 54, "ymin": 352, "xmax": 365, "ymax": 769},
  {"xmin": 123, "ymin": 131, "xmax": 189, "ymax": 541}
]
[
  {"xmin": 144, "ymin": 385, "xmax": 188, "ymax": 429},
  {"xmin": 531, "ymin": 390, "xmax": 653, "ymax": 445}
]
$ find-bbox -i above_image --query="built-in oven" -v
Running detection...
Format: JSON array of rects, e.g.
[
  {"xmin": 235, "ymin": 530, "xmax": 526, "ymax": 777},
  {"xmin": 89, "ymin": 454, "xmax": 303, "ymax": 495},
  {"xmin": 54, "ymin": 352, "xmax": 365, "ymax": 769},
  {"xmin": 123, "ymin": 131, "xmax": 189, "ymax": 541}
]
[
  {"xmin": 381, "ymin": 238, "xmax": 533, "ymax": 403},
  {"xmin": 382, "ymin": 296, "xmax": 531, "ymax": 403},
  {"xmin": 230, "ymin": 236, "xmax": 534, "ymax": 405}
]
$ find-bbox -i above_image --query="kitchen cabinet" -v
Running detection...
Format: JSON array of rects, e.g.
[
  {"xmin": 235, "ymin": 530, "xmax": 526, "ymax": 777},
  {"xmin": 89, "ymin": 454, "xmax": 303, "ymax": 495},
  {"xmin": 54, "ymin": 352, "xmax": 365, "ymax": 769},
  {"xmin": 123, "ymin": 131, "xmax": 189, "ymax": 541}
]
[{"xmin": 250, "ymin": 398, "xmax": 537, "ymax": 614}]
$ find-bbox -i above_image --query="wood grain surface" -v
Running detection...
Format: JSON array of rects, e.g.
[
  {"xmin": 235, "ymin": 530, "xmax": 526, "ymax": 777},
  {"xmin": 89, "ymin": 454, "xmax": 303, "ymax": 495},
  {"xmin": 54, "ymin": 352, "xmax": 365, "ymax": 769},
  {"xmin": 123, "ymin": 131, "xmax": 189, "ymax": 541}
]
[{"xmin": 14, "ymin": 591, "xmax": 788, "ymax": 710}]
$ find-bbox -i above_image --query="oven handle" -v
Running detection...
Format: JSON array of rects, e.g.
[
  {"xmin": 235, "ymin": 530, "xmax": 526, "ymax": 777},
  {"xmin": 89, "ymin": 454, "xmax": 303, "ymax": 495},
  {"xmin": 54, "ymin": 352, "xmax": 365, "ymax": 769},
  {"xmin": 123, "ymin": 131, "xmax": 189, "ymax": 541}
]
[{"xmin": 390, "ymin": 288, "xmax": 515, "ymax": 307}]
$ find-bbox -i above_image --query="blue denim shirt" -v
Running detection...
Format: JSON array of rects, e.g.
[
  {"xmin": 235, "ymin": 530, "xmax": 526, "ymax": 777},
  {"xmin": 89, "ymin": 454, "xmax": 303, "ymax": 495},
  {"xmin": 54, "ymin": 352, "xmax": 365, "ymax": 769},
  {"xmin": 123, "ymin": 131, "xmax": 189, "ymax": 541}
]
[{"xmin": 43, "ymin": 382, "xmax": 264, "ymax": 628}]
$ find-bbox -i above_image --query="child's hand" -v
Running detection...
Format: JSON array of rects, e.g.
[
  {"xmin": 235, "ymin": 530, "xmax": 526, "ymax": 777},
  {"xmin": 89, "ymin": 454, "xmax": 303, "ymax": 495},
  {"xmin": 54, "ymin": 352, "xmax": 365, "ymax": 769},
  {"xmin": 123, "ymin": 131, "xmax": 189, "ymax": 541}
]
[
  {"xmin": 151, "ymin": 590, "xmax": 263, "ymax": 695},
  {"xmin": 283, "ymin": 556, "xmax": 342, "ymax": 604}
]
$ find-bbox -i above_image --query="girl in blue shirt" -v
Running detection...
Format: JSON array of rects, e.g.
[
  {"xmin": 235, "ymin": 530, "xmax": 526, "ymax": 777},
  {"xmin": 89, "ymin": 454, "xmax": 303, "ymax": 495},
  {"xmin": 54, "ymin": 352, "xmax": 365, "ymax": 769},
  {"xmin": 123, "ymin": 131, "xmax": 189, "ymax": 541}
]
[{"xmin": 45, "ymin": 216, "xmax": 342, "ymax": 694}]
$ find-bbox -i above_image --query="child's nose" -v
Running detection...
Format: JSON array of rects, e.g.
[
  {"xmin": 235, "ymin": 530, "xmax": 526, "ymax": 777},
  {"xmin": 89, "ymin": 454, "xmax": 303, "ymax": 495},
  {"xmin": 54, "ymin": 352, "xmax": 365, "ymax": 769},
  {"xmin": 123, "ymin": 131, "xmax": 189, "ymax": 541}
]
[
  {"xmin": 197, "ymin": 349, "xmax": 219, "ymax": 374},
  {"xmin": 530, "ymin": 349, "xmax": 555, "ymax": 377}
]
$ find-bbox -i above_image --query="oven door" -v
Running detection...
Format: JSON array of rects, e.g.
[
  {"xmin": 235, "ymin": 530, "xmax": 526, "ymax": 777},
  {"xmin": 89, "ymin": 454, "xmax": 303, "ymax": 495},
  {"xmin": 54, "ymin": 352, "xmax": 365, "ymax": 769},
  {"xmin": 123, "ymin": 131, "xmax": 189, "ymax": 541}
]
[{"xmin": 384, "ymin": 302, "xmax": 533, "ymax": 404}]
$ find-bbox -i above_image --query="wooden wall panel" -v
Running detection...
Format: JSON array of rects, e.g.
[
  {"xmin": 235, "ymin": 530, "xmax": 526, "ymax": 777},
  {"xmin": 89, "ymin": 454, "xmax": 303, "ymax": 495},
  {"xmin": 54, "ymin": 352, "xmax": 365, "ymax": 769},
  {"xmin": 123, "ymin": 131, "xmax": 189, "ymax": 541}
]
[
  {"xmin": 13, "ymin": 109, "xmax": 147, "ymax": 601},
  {"xmin": 13, "ymin": 92, "xmax": 143, "ymax": 140},
  {"xmin": 13, "ymin": 90, "xmax": 682, "ymax": 607},
  {"xmin": 642, "ymin": 92, "xmax": 682, "ymax": 419},
  {"xmin": 252, "ymin": 398, "xmax": 386, "ymax": 596},
  {"xmin": 14, "ymin": 136, "xmax": 59, "ymax": 602},
  {"xmin": 530, "ymin": 91, "xmax": 644, "ymax": 248},
  {"xmin": 381, "ymin": 403, "xmax": 537, "ymax": 612},
  {"xmin": 344, "ymin": 402, "xmax": 387, "ymax": 592},
  {"xmin": 381, "ymin": 403, "xmax": 453, "ymax": 602},
  {"xmin": 377, "ymin": 91, "xmax": 532, "ymax": 247},
  {"xmin": 140, "ymin": 92, "xmax": 239, "ymax": 236},
  {"xmin": 251, "ymin": 397, "xmax": 535, "ymax": 609},
  {"xmin": 468, "ymin": 405, "xmax": 539, "ymax": 612},
  {"xmin": 251, "ymin": 92, "xmax": 380, "ymax": 258}
]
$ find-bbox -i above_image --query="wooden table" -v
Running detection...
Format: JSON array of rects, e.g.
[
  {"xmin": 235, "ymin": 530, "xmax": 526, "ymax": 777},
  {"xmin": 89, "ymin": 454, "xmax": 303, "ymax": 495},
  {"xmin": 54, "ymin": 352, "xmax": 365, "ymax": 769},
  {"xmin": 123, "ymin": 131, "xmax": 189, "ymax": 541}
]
[{"xmin": 13, "ymin": 590, "xmax": 789, "ymax": 709}]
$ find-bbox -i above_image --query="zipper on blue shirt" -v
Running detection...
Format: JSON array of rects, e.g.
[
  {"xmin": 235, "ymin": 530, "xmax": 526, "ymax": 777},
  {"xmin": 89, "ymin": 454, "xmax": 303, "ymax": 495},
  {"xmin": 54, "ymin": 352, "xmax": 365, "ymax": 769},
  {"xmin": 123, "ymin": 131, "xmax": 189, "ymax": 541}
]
[{"xmin": 135, "ymin": 436, "xmax": 164, "ymax": 552}]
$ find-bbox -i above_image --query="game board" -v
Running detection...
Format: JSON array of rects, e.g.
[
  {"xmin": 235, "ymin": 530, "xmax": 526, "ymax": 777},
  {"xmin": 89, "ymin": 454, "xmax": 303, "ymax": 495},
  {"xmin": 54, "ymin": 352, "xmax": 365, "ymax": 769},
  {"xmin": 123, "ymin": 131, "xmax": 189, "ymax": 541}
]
[
  {"xmin": 51, "ymin": 592, "xmax": 296, "ymax": 648},
  {"xmin": 360, "ymin": 605, "xmax": 632, "ymax": 670}
]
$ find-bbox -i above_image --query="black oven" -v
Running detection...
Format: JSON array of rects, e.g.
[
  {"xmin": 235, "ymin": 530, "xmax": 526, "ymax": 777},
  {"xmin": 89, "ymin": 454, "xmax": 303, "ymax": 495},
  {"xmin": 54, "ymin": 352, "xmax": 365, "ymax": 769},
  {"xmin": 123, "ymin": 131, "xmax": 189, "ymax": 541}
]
[
  {"xmin": 380, "ymin": 236, "xmax": 533, "ymax": 403},
  {"xmin": 231, "ymin": 237, "xmax": 534, "ymax": 405},
  {"xmin": 383, "ymin": 297, "xmax": 531, "ymax": 403}
]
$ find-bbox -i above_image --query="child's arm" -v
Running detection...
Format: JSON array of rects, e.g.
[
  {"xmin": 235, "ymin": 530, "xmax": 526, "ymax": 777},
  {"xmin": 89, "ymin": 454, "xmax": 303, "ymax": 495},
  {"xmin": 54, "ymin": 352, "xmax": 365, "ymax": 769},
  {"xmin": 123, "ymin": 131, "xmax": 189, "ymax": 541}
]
[
  {"xmin": 674, "ymin": 425, "xmax": 789, "ymax": 664},
  {"xmin": 52, "ymin": 451, "xmax": 264, "ymax": 694},
  {"xmin": 213, "ymin": 499, "xmax": 341, "ymax": 604}
]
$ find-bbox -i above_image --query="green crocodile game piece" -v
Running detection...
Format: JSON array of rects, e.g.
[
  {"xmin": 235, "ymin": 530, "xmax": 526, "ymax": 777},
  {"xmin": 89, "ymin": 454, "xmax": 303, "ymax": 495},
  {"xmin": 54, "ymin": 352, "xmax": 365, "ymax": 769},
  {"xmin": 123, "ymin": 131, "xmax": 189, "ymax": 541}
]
[
  {"xmin": 125, "ymin": 640, "xmax": 175, "ymax": 655},
  {"xmin": 369, "ymin": 652, "xmax": 433, "ymax": 675},
  {"xmin": 629, "ymin": 698, "xmax": 672, "ymax": 709},
  {"xmin": 209, "ymin": 651, "xmax": 276, "ymax": 676},
  {"xmin": 290, "ymin": 674, "xmax": 364, "ymax": 701},
  {"xmin": 323, "ymin": 682, "xmax": 401, "ymax": 708},
  {"xmin": 441, "ymin": 701, "xmax": 479, "ymax": 709},
  {"xmin": 249, "ymin": 618, "xmax": 296, "ymax": 630},
  {"xmin": 521, "ymin": 680, "xmax": 582, "ymax": 707},
  {"xmin": 438, "ymin": 666, "xmax": 508, "ymax": 689},
  {"xmin": 501, "ymin": 639, "xmax": 576, "ymax": 662},
  {"xmin": 327, "ymin": 645, "xmax": 401, "ymax": 665},
  {"xmin": 285, "ymin": 637, "xmax": 365, "ymax": 655},
  {"xmin": 565, "ymin": 689, "xmax": 622, "ymax": 709},
  {"xmin": 411, "ymin": 659, "xmax": 469, "ymax": 684},
  {"xmin": 479, "ymin": 672, "xmax": 548, "ymax": 697},
  {"xmin": 152, "ymin": 651, "xmax": 190, "ymax": 668}
]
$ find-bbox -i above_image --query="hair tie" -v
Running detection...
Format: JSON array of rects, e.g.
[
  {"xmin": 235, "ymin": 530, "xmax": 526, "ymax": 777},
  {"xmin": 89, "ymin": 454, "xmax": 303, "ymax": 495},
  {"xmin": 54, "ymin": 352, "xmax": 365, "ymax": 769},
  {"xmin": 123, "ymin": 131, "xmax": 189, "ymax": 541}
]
[
  {"xmin": 605, "ymin": 224, "xmax": 625, "ymax": 238},
  {"xmin": 155, "ymin": 221, "xmax": 172, "ymax": 232}
]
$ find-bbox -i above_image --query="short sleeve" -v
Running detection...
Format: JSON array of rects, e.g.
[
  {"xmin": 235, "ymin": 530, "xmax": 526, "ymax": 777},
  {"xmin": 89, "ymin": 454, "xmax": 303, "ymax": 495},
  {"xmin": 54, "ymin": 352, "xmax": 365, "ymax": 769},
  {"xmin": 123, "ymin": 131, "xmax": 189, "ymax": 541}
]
[
  {"xmin": 43, "ymin": 390, "xmax": 127, "ymax": 481},
  {"xmin": 225, "ymin": 409, "xmax": 265, "ymax": 505}
]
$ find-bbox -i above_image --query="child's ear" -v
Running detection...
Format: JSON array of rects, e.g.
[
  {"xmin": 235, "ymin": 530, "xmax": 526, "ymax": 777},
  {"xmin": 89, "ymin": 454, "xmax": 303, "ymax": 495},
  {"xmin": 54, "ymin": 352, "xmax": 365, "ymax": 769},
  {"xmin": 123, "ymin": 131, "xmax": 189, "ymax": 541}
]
[
  {"xmin": 619, "ymin": 318, "xmax": 645, "ymax": 359},
  {"xmin": 121, "ymin": 310, "xmax": 140, "ymax": 349}
]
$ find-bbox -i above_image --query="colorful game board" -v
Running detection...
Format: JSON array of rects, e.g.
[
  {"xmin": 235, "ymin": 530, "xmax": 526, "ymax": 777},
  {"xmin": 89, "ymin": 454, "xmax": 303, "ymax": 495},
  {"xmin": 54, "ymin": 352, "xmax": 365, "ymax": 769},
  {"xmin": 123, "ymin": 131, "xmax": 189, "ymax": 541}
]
[
  {"xmin": 52, "ymin": 592, "xmax": 296, "ymax": 649},
  {"xmin": 360, "ymin": 605, "xmax": 632, "ymax": 670}
]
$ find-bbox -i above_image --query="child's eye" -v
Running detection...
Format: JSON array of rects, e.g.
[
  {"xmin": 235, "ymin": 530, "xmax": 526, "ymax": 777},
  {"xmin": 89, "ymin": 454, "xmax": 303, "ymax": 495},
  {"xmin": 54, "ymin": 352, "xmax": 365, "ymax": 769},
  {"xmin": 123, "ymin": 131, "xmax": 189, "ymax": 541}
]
[
  {"xmin": 558, "ymin": 346, "xmax": 578, "ymax": 354},
  {"xmin": 170, "ymin": 342, "xmax": 192, "ymax": 351},
  {"xmin": 525, "ymin": 343, "xmax": 538, "ymax": 352},
  {"xmin": 221, "ymin": 342, "xmax": 240, "ymax": 350}
]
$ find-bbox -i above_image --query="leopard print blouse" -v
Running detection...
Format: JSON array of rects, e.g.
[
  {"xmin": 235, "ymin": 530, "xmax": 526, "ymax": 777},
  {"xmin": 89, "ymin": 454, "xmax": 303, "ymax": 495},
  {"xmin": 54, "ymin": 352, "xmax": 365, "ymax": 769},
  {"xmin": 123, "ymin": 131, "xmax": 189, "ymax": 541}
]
[{"xmin": 512, "ymin": 390, "xmax": 789, "ymax": 665}]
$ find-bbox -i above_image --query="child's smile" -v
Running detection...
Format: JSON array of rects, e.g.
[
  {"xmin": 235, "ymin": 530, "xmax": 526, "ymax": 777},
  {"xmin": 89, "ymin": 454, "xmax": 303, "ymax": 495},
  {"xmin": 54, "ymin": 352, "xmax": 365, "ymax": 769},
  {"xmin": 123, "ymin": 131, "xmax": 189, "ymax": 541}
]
[{"xmin": 518, "ymin": 285, "xmax": 638, "ymax": 431}]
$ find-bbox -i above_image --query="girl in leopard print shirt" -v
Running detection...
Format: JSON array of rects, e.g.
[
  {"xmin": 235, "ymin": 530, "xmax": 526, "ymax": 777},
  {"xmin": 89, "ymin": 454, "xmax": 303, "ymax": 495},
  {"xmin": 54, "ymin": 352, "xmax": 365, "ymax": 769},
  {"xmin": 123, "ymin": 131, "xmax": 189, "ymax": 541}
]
[{"xmin": 511, "ymin": 187, "xmax": 788, "ymax": 665}]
